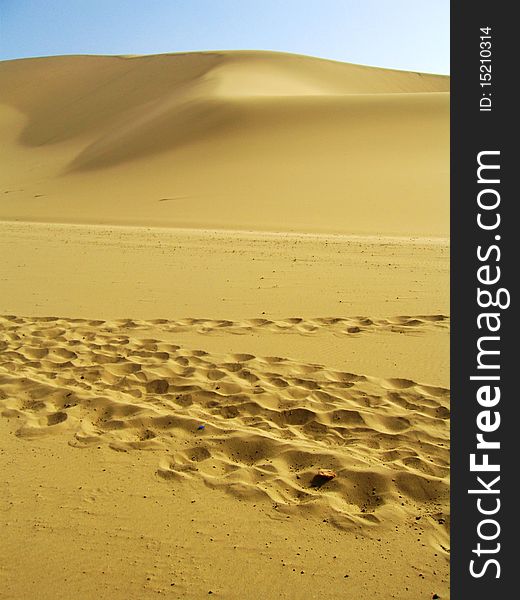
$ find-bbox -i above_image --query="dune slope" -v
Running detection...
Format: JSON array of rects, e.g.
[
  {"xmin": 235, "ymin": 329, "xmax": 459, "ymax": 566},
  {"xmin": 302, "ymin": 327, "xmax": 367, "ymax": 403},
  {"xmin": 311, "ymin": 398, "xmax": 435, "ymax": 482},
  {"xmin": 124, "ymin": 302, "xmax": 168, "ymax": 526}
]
[{"xmin": 0, "ymin": 51, "xmax": 449, "ymax": 235}]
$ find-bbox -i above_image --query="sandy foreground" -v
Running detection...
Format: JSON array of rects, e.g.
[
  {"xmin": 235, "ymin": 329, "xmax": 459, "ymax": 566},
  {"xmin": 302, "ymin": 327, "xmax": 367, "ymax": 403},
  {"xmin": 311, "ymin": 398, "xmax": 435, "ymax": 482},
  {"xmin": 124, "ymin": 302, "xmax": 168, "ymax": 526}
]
[{"xmin": 1, "ymin": 52, "xmax": 449, "ymax": 599}]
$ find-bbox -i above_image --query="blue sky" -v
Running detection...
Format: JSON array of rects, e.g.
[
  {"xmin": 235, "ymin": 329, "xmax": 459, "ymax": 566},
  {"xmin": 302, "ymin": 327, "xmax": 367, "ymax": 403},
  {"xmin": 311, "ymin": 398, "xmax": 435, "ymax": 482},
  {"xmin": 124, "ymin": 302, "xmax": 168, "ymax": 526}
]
[{"xmin": 0, "ymin": 0, "xmax": 449, "ymax": 73}]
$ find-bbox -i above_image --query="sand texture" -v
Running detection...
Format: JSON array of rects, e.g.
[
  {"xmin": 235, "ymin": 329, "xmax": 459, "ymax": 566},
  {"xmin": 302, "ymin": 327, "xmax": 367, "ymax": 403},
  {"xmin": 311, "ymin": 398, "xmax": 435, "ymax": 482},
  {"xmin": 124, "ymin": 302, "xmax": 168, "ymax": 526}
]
[
  {"xmin": 1, "ymin": 313, "xmax": 450, "ymax": 522},
  {"xmin": 0, "ymin": 52, "xmax": 449, "ymax": 599}
]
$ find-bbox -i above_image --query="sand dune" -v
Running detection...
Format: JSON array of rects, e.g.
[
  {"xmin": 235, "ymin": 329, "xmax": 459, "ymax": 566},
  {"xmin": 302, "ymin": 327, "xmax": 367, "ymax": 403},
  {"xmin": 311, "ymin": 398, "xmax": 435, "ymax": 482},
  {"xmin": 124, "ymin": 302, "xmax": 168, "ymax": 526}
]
[{"xmin": 0, "ymin": 51, "xmax": 448, "ymax": 235}]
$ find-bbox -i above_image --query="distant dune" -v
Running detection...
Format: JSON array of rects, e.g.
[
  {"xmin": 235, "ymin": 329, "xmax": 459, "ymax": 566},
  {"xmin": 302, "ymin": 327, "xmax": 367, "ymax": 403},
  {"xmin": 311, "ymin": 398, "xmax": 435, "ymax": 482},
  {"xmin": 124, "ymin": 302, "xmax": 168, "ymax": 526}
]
[{"xmin": 0, "ymin": 51, "xmax": 448, "ymax": 235}]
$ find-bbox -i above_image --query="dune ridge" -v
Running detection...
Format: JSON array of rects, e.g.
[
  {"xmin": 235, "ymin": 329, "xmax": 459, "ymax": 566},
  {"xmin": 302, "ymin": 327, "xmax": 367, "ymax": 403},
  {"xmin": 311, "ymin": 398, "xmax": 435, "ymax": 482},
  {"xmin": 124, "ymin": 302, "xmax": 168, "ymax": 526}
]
[{"xmin": 0, "ymin": 51, "xmax": 449, "ymax": 235}]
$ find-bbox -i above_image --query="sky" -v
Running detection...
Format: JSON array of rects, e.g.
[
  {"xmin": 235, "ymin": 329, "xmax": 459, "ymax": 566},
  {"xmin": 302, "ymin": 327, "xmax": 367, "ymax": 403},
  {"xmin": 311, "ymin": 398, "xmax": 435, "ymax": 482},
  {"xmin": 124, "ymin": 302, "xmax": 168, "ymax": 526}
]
[{"xmin": 0, "ymin": 0, "xmax": 449, "ymax": 74}]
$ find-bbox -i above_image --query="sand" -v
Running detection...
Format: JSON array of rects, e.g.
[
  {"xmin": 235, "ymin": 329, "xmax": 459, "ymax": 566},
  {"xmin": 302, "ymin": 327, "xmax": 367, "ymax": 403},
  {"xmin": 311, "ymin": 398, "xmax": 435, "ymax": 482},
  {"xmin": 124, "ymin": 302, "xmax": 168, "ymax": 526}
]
[{"xmin": 0, "ymin": 51, "xmax": 449, "ymax": 599}]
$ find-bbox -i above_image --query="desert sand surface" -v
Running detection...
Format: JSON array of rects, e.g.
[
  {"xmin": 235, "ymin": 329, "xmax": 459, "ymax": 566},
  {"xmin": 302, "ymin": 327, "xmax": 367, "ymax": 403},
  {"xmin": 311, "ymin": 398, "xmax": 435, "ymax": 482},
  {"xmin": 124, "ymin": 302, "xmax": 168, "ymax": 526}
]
[{"xmin": 0, "ymin": 52, "xmax": 449, "ymax": 599}]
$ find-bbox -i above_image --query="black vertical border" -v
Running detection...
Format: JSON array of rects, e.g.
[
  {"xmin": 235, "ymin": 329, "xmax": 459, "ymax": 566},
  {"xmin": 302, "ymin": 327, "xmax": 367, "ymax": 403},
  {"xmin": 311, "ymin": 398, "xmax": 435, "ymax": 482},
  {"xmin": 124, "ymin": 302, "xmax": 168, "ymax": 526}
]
[{"xmin": 451, "ymin": 3, "xmax": 515, "ymax": 597}]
